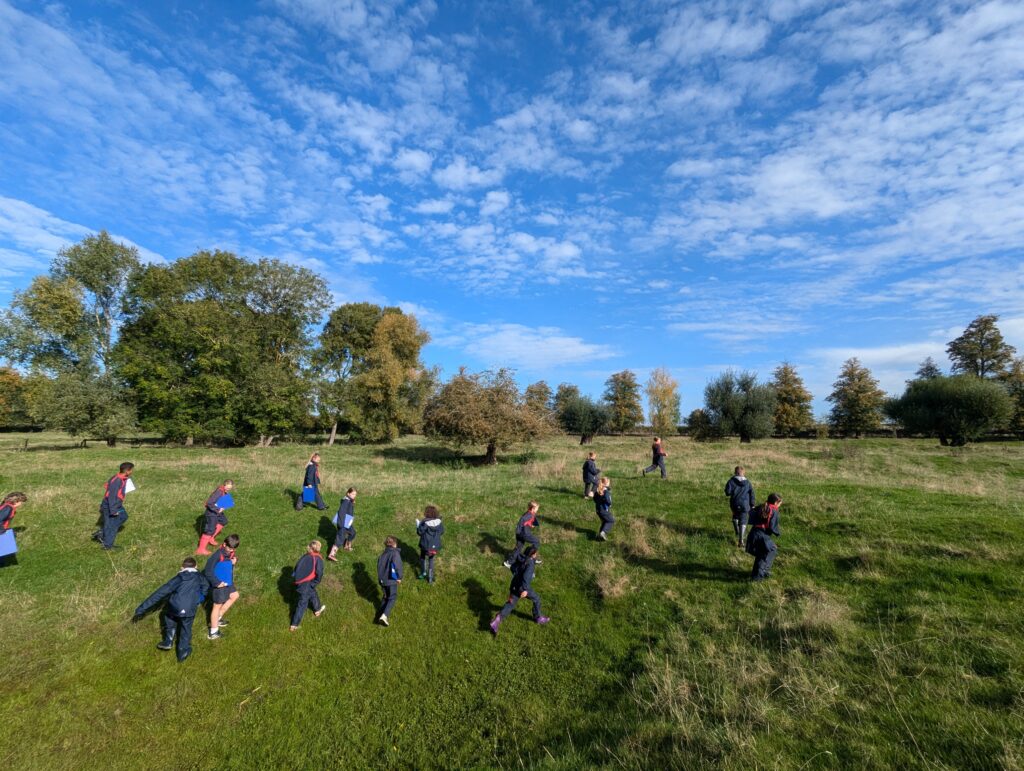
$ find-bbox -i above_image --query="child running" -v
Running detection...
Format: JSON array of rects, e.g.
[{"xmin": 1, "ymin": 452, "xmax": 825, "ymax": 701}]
[
  {"xmin": 642, "ymin": 437, "xmax": 667, "ymax": 479},
  {"xmin": 0, "ymin": 492, "xmax": 28, "ymax": 567},
  {"xmin": 196, "ymin": 479, "xmax": 234, "ymax": 556},
  {"xmin": 296, "ymin": 453, "xmax": 326, "ymax": 511},
  {"xmin": 328, "ymin": 487, "xmax": 357, "ymax": 561},
  {"xmin": 489, "ymin": 546, "xmax": 549, "ymax": 635},
  {"xmin": 289, "ymin": 540, "xmax": 327, "ymax": 631},
  {"xmin": 204, "ymin": 533, "xmax": 240, "ymax": 639},
  {"xmin": 415, "ymin": 505, "xmax": 444, "ymax": 583},
  {"xmin": 503, "ymin": 501, "xmax": 541, "ymax": 568},
  {"xmin": 133, "ymin": 556, "xmax": 210, "ymax": 662},
  {"xmin": 725, "ymin": 465, "xmax": 755, "ymax": 548},
  {"xmin": 593, "ymin": 477, "xmax": 614, "ymax": 541},
  {"xmin": 746, "ymin": 494, "xmax": 783, "ymax": 582},
  {"xmin": 94, "ymin": 462, "xmax": 134, "ymax": 550},
  {"xmin": 582, "ymin": 451, "xmax": 600, "ymax": 499},
  {"xmin": 375, "ymin": 536, "xmax": 403, "ymax": 627}
]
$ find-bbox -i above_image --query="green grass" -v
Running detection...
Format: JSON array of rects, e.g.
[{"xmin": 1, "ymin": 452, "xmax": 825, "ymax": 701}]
[{"xmin": 1, "ymin": 435, "xmax": 1022, "ymax": 770}]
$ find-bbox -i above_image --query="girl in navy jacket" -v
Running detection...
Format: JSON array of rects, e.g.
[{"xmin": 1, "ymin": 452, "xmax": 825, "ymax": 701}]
[
  {"xmin": 375, "ymin": 536, "xmax": 403, "ymax": 626},
  {"xmin": 416, "ymin": 505, "xmax": 445, "ymax": 583},
  {"xmin": 296, "ymin": 454, "xmax": 326, "ymax": 511},
  {"xmin": 593, "ymin": 477, "xmax": 614, "ymax": 541},
  {"xmin": 290, "ymin": 540, "xmax": 327, "ymax": 630}
]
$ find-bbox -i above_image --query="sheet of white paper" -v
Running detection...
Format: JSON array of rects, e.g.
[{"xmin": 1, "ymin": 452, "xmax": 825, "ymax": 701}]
[{"xmin": 125, "ymin": 478, "xmax": 136, "ymax": 494}]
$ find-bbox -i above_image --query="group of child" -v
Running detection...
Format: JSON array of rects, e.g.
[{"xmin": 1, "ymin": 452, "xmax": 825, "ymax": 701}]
[{"xmin": 3, "ymin": 441, "xmax": 784, "ymax": 661}]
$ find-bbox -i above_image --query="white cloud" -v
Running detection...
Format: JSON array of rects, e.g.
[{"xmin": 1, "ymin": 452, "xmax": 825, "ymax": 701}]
[
  {"xmin": 432, "ymin": 156, "xmax": 503, "ymax": 190},
  {"xmin": 461, "ymin": 323, "xmax": 617, "ymax": 371},
  {"xmin": 412, "ymin": 198, "xmax": 454, "ymax": 215},
  {"xmin": 393, "ymin": 147, "xmax": 433, "ymax": 175},
  {"xmin": 479, "ymin": 190, "xmax": 510, "ymax": 217}
]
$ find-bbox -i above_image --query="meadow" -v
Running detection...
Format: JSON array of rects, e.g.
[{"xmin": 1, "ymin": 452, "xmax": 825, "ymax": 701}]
[{"xmin": 0, "ymin": 434, "xmax": 1022, "ymax": 770}]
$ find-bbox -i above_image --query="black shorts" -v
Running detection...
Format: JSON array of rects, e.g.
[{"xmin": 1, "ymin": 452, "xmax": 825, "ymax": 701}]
[{"xmin": 212, "ymin": 584, "xmax": 237, "ymax": 604}]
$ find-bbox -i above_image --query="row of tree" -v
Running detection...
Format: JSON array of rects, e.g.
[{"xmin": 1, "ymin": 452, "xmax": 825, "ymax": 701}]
[{"xmin": 0, "ymin": 233, "xmax": 432, "ymax": 445}]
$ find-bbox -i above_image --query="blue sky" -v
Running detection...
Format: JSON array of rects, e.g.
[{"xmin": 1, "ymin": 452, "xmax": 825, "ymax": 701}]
[{"xmin": 2, "ymin": 0, "xmax": 1023, "ymax": 417}]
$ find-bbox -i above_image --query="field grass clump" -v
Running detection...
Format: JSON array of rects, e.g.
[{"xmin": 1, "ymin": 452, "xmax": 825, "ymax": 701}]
[{"xmin": 0, "ymin": 434, "xmax": 1022, "ymax": 769}]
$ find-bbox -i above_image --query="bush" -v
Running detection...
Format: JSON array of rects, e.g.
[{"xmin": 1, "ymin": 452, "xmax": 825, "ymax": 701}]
[{"xmin": 886, "ymin": 375, "xmax": 1013, "ymax": 446}]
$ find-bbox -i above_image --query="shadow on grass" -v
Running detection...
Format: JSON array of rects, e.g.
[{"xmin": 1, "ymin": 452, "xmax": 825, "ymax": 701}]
[
  {"xmin": 284, "ymin": 488, "xmax": 300, "ymax": 509},
  {"xmin": 463, "ymin": 577, "xmax": 500, "ymax": 631},
  {"xmin": 476, "ymin": 532, "xmax": 507, "ymax": 557},
  {"xmin": 617, "ymin": 543, "xmax": 747, "ymax": 583},
  {"xmin": 375, "ymin": 445, "xmax": 539, "ymax": 467},
  {"xmin": 351, "ymin": 562, "xmax": 379, "ymax": 611},
  {"xmin": 193, "ymin": 515, "xmax": 204, "ymax": 538},
  {"xmin": 534, "ymin": 484, "xmax": 584, "ymax": 498},
  {"xmin": 397, "ymin": 539, "xmax": 419, "ymax": 569},
  {"xmin": 276, "ymin": 565, "xmax": 294, "ymax": 622},
  {"xmin": 637, "ymin": 516, "xmax": 729, "ymax": 543},
  {"xmin": 543, "ymin": 515, "xmax": 594, "ymax": 540},
  {"xmin": 317, "ymin": 516, "xmax": 337, "ymax": 545}
]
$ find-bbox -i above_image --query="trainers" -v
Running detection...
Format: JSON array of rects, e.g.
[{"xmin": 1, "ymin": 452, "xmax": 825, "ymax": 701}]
[
  {"xmin": 489, "ymin": 617, "xmax": 501, "ymax": 636},
  {"xmin": 289, "ymin": 625, "xmax": 299, "ymax": 632},
  {"xmin": 217, "ymin": 618, "xmax": 229, "ymax": 627},
  {"xmin": 378, "ymin": 614, "xmax": 389, "ymax": 627},
  {"xmin": 314, "ymin": 605, "xmax": 327, "ymax": 618},
  {"xmin": 535, "ymin": 616, "xmax": 550, "ymax": 625},
  {"xmin": 502, "ymin": 560, "xmax": 511, "ymax": 569},
  {"xmin": 156, "ymin": 641, "xmax": 174, "ymax": 651},
  {"xmin": 208, "ymin": 630, "xmax": 222, "ymax": 640},
  {"xmin": 177, "ymin": 651, "xmax": 191, "ymax": 663},
  {"xmin": 597, "ymin": 531, "xmax": 607, "ymax": 541},
  {"xmin": 417, "ymin": 572, "xmax": 427, "ymax": 580},
  {"xmin": 534, "ymin": 558, "xmax": 543, "ymax": 565}
]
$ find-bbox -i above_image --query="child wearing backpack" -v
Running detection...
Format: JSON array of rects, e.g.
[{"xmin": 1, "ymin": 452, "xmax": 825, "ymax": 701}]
[
  {"xmin": 375, "ymin": 536, "xmax": 403, "ymax": 627},
  {"xmin": 725, "ymin": 465, "xmax": 755, "ymax": 548},
  {"xmin": 746, "ymin": 494, "xmax": 782, "ymax": 582},
  {"xmin": 132, "ymin": 556, "xmax": 210, "ymax": 662},
  {"xmin": 416, "ymin": 505, "xmax": 445, "ymax": 583},
  {"xmin": 593, "ymin": 477, "xmax": 614, "ymax": 541},
  {"xmin": 489, "ymin": 546, "xmax": 549, "ymax": 635},
  {"xmin": 290, "ymin": 540, "xmax": 327, "ymax": 631}
]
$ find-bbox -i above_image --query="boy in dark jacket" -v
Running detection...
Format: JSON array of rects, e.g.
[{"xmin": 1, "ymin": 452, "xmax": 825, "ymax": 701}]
[
  {"xmin": 593, "ymin": 477, "xmax": 614, "ymax": 541},
  {"xmin": 204, "ymin": 534, "xmax": 240, "ymax": 639},
  {"xmin": 133, "ymin": 556, "xmax": 210, "ymax": 662},
  {"xmin": 296, "ymin": 453, "xmax": 327, "ymax": 511},
  {"xmin": 196, "ymin": 479, "xmax": 234, "ymax": 555},
  {"xmin": 489, "ymin": 546, "xmax": 549, "ymax": 635},
  {"xmin": 725, "ymin": 465, "xmax": 755, "ymax": 548},
  {"xmin": 582, "ymin": 452, "xmax": 600, "ymax": 499},
  {"xmin": 746, "ymin": 494, "xmax": 782, "ymax": 582},
  {"xmin": 643, "ymin": 438, "xmax": 667, "ymax": 479},
  {"xmin": 375, "ymin": 536, "xmax": 403, "ymax": 626},
  {"xmin": 0, "ymin": 491, "xmax": 28, "ymax": 567},
  {"xmin": 94, "ymin": 462, "xmax": 134, "ymax": 550},
  {"xmin": 415, "ymin": 505, "xmax": 445, "ymax": 583},
  {"xmin": 503, "ymin": 501, "xmax": 541, "ymax": 568},
  {"xmin": 328, "ymin": 487, "xmax": 357, "ymax": 561},
  {"xmin": 290, "ymin": 540, "xmax": 327, "ymax": 631}
]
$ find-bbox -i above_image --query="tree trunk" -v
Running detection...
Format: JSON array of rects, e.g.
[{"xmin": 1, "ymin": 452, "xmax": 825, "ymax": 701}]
[
  {"xmin": 740, "ymin": 434, "xmax": 752, "ymax": 444},
  {"xmin": 485, "ymin": 441, "xmax": 498, "ymax": 465},
  {"xmin": 185, "ymin": 435, "xmax": 194, "ymax": 447},
  {"xmin": 938, "ymin": 434, "xmax": 949, "ymax": 446},
  {"xmin": 106, "ymin": 436, "xmax": 117, "ymax": 447},
  {"xmin": 328, "ymin": 421, "xmax": 338, "ymax": 446}
]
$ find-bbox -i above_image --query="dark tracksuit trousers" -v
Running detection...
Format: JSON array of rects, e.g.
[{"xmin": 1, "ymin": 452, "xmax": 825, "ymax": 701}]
[
  {"xmin": 644, "ymin": 456, "xmax": 667, "ymax": 478},
  {"xmin": 335, "ymin": 498, "xmax": 355, "ymax": 547},
  {"xmin": 509, "ymin": 529, "xmax": 539, "ymax": 562},
  {"xmin": 100, "ymin": 509, "xmax": 127, "ymax": 548},
  {"xmin": 420, "ymin": 550, "xmax": 435, "ymax": 582},
  {"xmin": 498, "ymin": 588, "xmax": 542, "ymax": 621},
  {"xmin": 748, "ymin": 530, "xmax": 777, "ymax": 580},
  {"xmin": 379, "ymin": 585, "xmax": 397, "ymax": 618},
  {"xmin": 292, "ymin": 583, "xmax": 323, "ymax": 626},
  {"xmin": 161, "ymin": 611, "xmax": 197, "ymax": 661}
]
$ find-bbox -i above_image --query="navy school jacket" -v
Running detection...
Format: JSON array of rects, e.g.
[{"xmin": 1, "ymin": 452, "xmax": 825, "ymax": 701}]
[
  {"xmin": 0, "ymin": 504, "xmax": 16, "ymax": 531},
  {"xmin": 417, "ymin": 517, "xmax": 444, "ymax": 553},
  {"xmin": 205, "ymin": 486, "xmax": 228, "ymax": 516},
  {"xmin": 516, "ymin": 511, "xmax": 539, "ymax": 539},
  {"xmin": 594, "ymin": 488, "xmax": 612, "ymax": 517},
  {"xmin": 652, "ymin": 443, "xmax": 666, "ymax": 463},
  {"xmin": 509, "ymin": 555, "xmax": 536, "ymax": 595},
  {"xmin": 135, "ymin": 568, "xmax": 210, "ymax": 618},
  {"xmin": 582, "ymin": 459, "xmax": 600, "ymax": 483},
  {"xmin": 337, "ymin": 496, "xmax": 355, "ymax": 525},
  {"xmin": 203, "ymin": 546, "xmax": 236, "ymax": 586},
  {"xmin": 725, "ymin": 476, "xmax": 755, "ymax": 514},
  {"xmin": 303, "ymin": 462, "xmax": 320, "ymax": 488},
  {"xmin": 377, "ymin": 546, "xmax": 403, "ymax": 586},
  {"xmin": 749, "ymin": 503, "xmax": 781, "ymax": 537},
  {"xmin": 100, "ymin": 473, "xmax": 128, "ymax": 516},
  {"xmin": 293, "ymin": 553, "xmax": 324, "ymax": 587}
]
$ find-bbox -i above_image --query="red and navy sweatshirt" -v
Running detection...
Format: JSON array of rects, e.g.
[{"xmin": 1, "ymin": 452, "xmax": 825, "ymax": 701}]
[{"xmin": 100, "ymin": 473, "xmax": 129, "ymax": 516}]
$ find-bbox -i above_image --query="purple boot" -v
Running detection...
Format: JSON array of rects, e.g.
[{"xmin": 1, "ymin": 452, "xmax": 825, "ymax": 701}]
[
  {"xmin": 535, "ymin": 616, "xmax": 550, "ymax": 625},
  {"xmin": 489, "ymin": 616, "xmax": 501, "ymax": 635}
]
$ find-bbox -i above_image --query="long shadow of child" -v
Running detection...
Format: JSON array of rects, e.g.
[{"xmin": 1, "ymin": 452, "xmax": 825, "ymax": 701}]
[
  {"xmin": 463, "ymin": 577, "xmax": 501, "ymax": 632},
  {"xmin": 351, "ymin": 562, "xmax": 379, "ymax": 617}
]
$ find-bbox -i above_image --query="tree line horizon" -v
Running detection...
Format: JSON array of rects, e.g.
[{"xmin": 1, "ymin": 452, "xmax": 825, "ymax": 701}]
[{"xmin": 0, "ymin": 232, "xmax": 1021, "ymax": 454}]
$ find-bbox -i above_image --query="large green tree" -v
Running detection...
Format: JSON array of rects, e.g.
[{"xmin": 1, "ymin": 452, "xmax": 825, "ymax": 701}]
[
  {"xmin": 559, "ymin": 394, "xmax": 610, "ymax": 444},
  {"xmin": 524, "ymin": 381, "xmax": 554, "ymax": 423},
  {"xmin": 827, "ymin": 358, "xmax": 886, "ymax": 437},
  {"xmin": 704, "ymin": 370, "xmax": 777, "ymax": 443},
  {"xmin": 602, "ymin": 370, "xmax": 644, "ymax": 433},
  {"xmin": 946, "ymin": 315, "xmax": 1016, "ymax": 378},
  {"xmin": 887, "ymin": 375, "xmax": 1012, "ymax": 446},
  {"xmin": 552, "ymin": 383, "xmax": 581, "ymax": 417},
  {"xmin": 1002, "ymin": 357, "xmax": 1024, "ymax": 438},
  {"xmin": 646, "ymin": 367, "xmax": 681, "ymax": 436},
  {"xmin": 0, "ymin": 367, "xmax": 31, "ymax": 428},
  {"xmin": 424, "ymin": 368, "xmax": 550, "ymax": 464},
  {"xmin": 771, "ymin": 362, "xmax": 813, "ymax": 436}
]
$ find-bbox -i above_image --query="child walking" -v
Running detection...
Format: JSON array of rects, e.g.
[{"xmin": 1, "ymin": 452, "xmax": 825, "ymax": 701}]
[
  {"xmin": 133, "ymin": 556, "xmax": 210, "ymax": 662},
  {"xmin": 375, "ymin": 536, "xmax": 403, "ymax": 627},
  {"xmin": 593, "ymin": 477, "xmax": 614, "ymax": 541},
  {"xmin": 203, "ymin": 534, "xmax": 240, "ymax": 639},
  {"xmin": 0, "ymin": 492, "xmax": 28, "ymax": 567},
  {"xmin": 503, "ymin": 501, "xmax": 541, "ymax": 568},
  {"xmin": 643, "ymin": 437, "xmax": 667, "ymax": 479},
  {"xmin": 94, "ymin": 462, "xmax": 134, "ymax": 550},
  {"xmin": 582, "ymin": 451, "xmax": 600, "ymax": 498},
  {"xmin": 746, "ymin": 494, "xmax": 782, "ymax": 582},
  {"xmin": 196, "ymin": 479, "xmax": 234, "ymax": 555},
  {"xmin": 328, "ymin": 487, "xmax": 357, "ymax": 561},
  {"xmin": 290, "ymin": 540, "xmax": 327, "ymax": 631},
  {"xmin": 415, "ymin": 505, "xmax": 444, "ymax": 583},
  {"xmin": 489, "ymin": 546, "xmax": 549, "ymax": 635},
  {"xmin": 296, "ymin": 453, "xmax": 327, "ymax": 511},
  {"xmin": 725, "ymin": 465, "xmax": 755, "ymax": 548}
]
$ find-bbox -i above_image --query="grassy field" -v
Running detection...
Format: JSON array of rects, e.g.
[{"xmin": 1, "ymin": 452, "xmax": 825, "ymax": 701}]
[{"xmin": 1, "ymin": 434, "xmax": 1022, "ymax": 770}]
